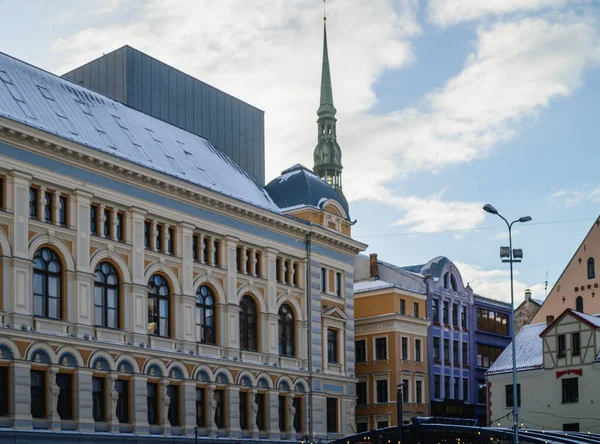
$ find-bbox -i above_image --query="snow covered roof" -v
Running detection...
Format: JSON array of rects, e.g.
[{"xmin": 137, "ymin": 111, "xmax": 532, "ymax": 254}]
[
  {"xmin": 486, "ymin": 322, "xmax": 546, "ymax": 375},
  {"xmin": 401, "ymin": 256, "xmax": 451, "ymax": 279},
  {"xmin": 354, "ymin": 279, "xmax": 395, "ymax": 293},
  {"xmin": 572, "ymin": 311, "xmax": 600, "ymax": 328},
  {"xmin": 0, "ymin": 52, "xmax": 279, "ymax": 213}
]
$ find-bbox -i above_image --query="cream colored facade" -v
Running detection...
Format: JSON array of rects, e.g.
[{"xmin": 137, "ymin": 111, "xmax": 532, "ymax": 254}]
[
  {"xmin": 533, "ymin": 218, "xmax": 600, "ymax": 323},
  {"xmin": 487, "ymin": 310, "xmax": 600, "ymax": 432},
  {"xmin": 0, "ymin": 90, "xmax": 365, "ymax": 441}
]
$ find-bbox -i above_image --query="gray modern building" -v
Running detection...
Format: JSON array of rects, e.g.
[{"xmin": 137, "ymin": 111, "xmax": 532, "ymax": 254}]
[{"xmin": 62, "ymin": 46, "xmax": 266, "ymax": 185}]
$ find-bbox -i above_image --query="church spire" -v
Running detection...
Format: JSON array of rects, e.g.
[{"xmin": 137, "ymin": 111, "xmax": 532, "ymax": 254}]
[{"xmin": 313, "ymin": 8, "xmax": 345, "ymax": 201}]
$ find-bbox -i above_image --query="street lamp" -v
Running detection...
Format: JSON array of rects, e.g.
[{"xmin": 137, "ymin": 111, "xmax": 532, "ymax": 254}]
[
  {"xmin": 396, "ymin": 383, "xmax": 405, "ymax": 444},
  {"xmin": 483, "ymin": 204, "xmax": 531, "ymax": 444}
]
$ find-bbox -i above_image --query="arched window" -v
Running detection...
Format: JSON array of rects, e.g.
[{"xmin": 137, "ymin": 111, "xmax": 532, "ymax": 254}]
[
  {"xmin": 443, "ymin": 273, "xmax": 449, "ymax": 289},
  {"xmin": 450, "ymin": 275, "xmax": 458, "ymax": 292},
  {"xmin": 148, "ymin": 275, "xmax": 170, "ymax": 337},
  {"xmin": 576, "ymin": 296, "xmax": 584, "ymax": 313},
  {"xmin": 278, "ymin": 304, "xmax": 295, "ymax": 357},
  {"xmin": 588, "ymin": 258, "xmax": 595, "ymax": 279},
  {"xmin": 94, "ymin": 262, "xmax": 119, "ymax": 329},
  {"xmin": 33, "ymin": 247, "xmax": 62, "ymax": 319},
  {"xmin": 239, "ymin": 295, "xmax": 257, "ymax": 351},
  {"xmin": 196, "ymin": 285, "xmax": 215, "ymax": 344}
]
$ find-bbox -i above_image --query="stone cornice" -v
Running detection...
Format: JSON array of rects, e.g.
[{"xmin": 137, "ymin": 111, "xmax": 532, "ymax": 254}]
[{"xmin": 0, "ymin": 119, "xmax": 365, "ymax": 254}]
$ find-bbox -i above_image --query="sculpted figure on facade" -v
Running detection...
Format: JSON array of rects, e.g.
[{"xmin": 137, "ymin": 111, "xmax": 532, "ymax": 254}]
[
  {"xmin": 50, "ymin": 374, "xmax": 61, "ymax": 415},
  {"xmin": 348, "ymin": 400, "xmax": 356, "ymax": 433},
  {"xmin": 109, "ymin": 377, "xmax": 119, "ymax": 419},
  {"xmin": 251, "ymin": 394, "xmax": 259, "ymax": 429}
]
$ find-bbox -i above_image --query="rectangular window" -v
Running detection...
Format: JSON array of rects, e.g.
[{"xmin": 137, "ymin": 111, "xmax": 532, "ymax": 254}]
[
  {"xmin": 505, "ymin": 384, "xmax": 521, "ymax": 407},
  {"xmin": 443, "ymin": 301, "xmax": 449, "ymax": 324},
  {"xmin": 558, "ymin": 334, "xmax": 566, "ymax": 358},
  {"xmin": 279, "ymin": 395, "xmax": 286, "ymax": 432},
  {"xmin": 357, "ymin": 381, "xmax": 367, "ymax": 405},
  {"xmin": 562, "ymin": 378, "xmax": 579, "ymax": 403},
  {"xmin": 402, "ymin": 337, "xmax": 408, "ymax": 361},
  {"xmin": 477, "ymin": 309, "xmax": 509, "ymax": 335},
  {"xmin": 116, "ymin": 212, "xmax": 124, "ymax": 241},
  {"xmin": 30, "ymin": 370, "xmax": 46, "ymax": 418},
  {"xmin": 444, "ymin": 376, "xmax": 450, "ymax": 399},
  {"xmin": 572, "ymin": 333, "xmax": 581, "ymax": 356},
  {"xmin": 214, "ymin": 389, "xmax": 224, "ymax": 429},
  {"xmin": 335, "ymin": 272, "xmax": 342, "ymax": 296},
  {"xmin": 444, "ymin": 339, "xmax": 450, "ymax": 364},
  {"xmin": 357, "ymin": 423, "xmax": 368, "ymax": 433},
  {"xmin": 478, "ymin": 380, "xmax": 486, "ymax": 404},
  {"xmin": 147, "ymin": 382, "xmax": 158, "ymax": 425},
  {"xmin": 104, "ymin": 208, "xmax": 111, "ymax": 237},
  {"xmin": 0, "ymin": 367, "xmax": 7, "ymax": 416},
  {"xmin": 256, "ymin": 393, "xmax": 265, "ymax": 431},
  {"xmin": 452, "ymin": 304, "xmax": 458, "ymax": 326},
  {"xmin": 355, "ymin": 340, "xmax": 366, "ymax": 363},
  {"xmin": 90, "ymin": 204, "xmax": 98, "ymax": 235},
  {"xmin": 377, "ymin": 421, "xmax": 389, "ymax": 429},
  {"xmin": 463, "ymin": 378, "xmax": 469, "ymax": 402},
  {"xmin": 327, "ymin": 329, "xmax": 338, "ymax": 364},
  {"xmin": 453, "ymin": 378, "xmax": 459, "ymax": 400},
  {"xmin": 433, "ymin": 337, "xmax": 440, "ymax": 361},
  {"xmin": 321, "ymin": 268, "xmax": 327, "ymax": 292},
  {"xmin": 477, "ymin": 344, "xmax": 504, "ymax": 368},
  {"xmin": 144, "ymin": 220, "xmax": 151, "ymax": 248},
  {"xmin": 44, "ymin": 191, "xmax": 52, "ymax": 222},
  {"xmin": 415, "ymin": 339, "xmax": 422, "ymax": 362},
  {"xmin": 416, "ymin": 380, "xmax": 423, "ymax": 404},
  {"xmin": 168, "ymin": 227, "xmax": 175, "ymax": 255},
  {"xmin": 414, "ymin": 302, "xmax": 419, "ymax": 318},
  {"xmin": 116, "ymin": 380, "xmax": 129, "ymax": 423},
  {"xmin": 432, "ymin": 299, "xmax": 439, "ymax": 322},
  {"xmin": 400, "ymin": 299, "xmax": 405, "ymax": 315},
  {"xmin": 167, "ymin": 385, "xmax": 180, "ymax": 426},
  {"xmin": 59, "ymin": 196, "xmax": 68, "ymax": 226},
  {"xmin": 326, "ymin": 398, "xmax": 338, "ymax": 433},
  {"xmin": 293, "ymin": 398, "xmax": 301, "ymax": 432},
  {"xmin": 156, "ymin": 224, "xmax": 163, "ymax": 251},
  {"xmin": 402, "ymin": 379, "xmax": 409, "ymax": 403},
  {"xmin": 376, "ymin": 380, "xmax": 388, "ymax": 403},
  {"xmin": 240, "ymin": 391, "xmax": 248, "ymax": 430},
  {"xmin": 453, "ymin": 340, "xmax": 459, "ymax": 364},
  {"xmin": 462, "ymin": 342, "xmax": 468, "ymax": 365},
  {"xmin": 196, "ymin": 387, "xmax": 205, "ymax": 427},
  {"xmin": 57, "ymin": 373, "xmax": 73, "ymax": 420},
  {"xmin": 563, "ymin": 423, "xmax": 580, "ymax": 432},
  {"xmin": 461, "ymin": 306, "xmax": 467, "ymax": 329},
  {"xmin": 192, "ymin": 235, "xmax": 199, "ymax": 261},
  {"xmin": 93, "ymin": 377, "xmax": 106, "ymax": 421},
  {"xmin": 375, "ymin": 337, "xmax": 387, "ymax": 360},
  {"xmin": 434, "ymin": 375, "xmax": 440, "ymax": 399},
  {"xmin": 29, "ymin": 187, "xmax": 38, "ymax": 219}
]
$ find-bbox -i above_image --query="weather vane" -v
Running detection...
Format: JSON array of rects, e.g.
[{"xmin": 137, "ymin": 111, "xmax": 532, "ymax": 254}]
[{"xmin": 324, "ymin": 0, "xmax": 327, "ymax": 21}]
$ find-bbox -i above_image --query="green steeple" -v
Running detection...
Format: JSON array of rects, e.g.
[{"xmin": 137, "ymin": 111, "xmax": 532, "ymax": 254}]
[{"xmin": 313, "ymin": 19, "xmax": 345, "ymax": 200}]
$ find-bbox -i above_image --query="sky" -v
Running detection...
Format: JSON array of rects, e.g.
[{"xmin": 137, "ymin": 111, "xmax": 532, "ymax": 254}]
[{"xmin": 1, "ymin": 0, "xmax": 600, "ymax": 305}]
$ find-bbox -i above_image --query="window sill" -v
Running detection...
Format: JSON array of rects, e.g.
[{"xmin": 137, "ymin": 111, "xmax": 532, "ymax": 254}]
[
  {"xmin": 561, "ymin": 400, "xmax": 579, "ymax": 404},
  {"xmin": 95, "ymin": 327, "xmax": 126, "ymax": 343},
  {"xmin": 241, "ymin": 350, "xmax": 264, "ymax": 365},
  {"xmin": 34, "ymin": 317, "xmax": 69, "ymax": 335},
  {"xmin": 148, "ymin": 335, "xmax": 177, "ymax": 351}
]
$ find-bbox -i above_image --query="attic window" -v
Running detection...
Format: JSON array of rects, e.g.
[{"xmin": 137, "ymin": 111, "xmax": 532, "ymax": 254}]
[
  {"xmin": 112, "ymin": 115, "xmax": 151, "ymax": 162},
  {"xmin": 74, "ymin": 99, "xmax": 115, "ymax": 149},
  {"xmin": 146, "ymin": 129, "xmax": 185, "ymax": 174},
  {"xmin": 182, "ymin": 146, "xmax": 216, "ymax": 185},
  {"xmin": 450, "ymin": 275, "xmax": 458, "ymax": 292},
  {"xmin": 37, "ymin": 85, "xmax": 78, "ymax": 136}
]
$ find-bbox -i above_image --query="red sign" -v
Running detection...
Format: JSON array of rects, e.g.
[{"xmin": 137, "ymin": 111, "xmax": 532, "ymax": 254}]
[{"xmin": 556, "ymin": 368, "xmax": 583, "ymax": 379}]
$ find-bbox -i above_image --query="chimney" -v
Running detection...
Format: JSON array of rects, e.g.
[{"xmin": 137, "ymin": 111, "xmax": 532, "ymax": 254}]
[
  {"xmin": 524, "ymin": 289, "xmax": 532, "ymax": 302},
  {"xmin": 369, "ymin": 253, "xmax": 379, "ymax": 279},
  {"xmin": 546, "ymin": 315, "xmax": 554, "ymax": 324}
]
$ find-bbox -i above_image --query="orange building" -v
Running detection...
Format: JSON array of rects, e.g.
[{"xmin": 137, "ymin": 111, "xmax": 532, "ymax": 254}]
[{"xmin": 353, "ymin": 254, "xmax": 430, "ymax": 432}]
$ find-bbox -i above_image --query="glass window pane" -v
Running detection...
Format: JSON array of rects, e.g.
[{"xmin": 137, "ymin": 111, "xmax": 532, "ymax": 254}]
[
  {"xmin": 159, "ymin": 318, "xmax": 169, "ymax": 336},
  {"xmin": 107, "ymin": 289, "xmax": 117, "ymax": 308},
  {"xmin": 107, "ymin": 275, "xmax": 118, "ymax": 285},
  {"xmin": 34, "ymin": 295, "xmax": 44, "ymax": 316},
  {"xmin": 48, "ymin": 276, "xmax": 59, "ymax": 298},
  {"xmin": 95, "ymin": 306, "xmax": 104, "ymax": 326},
  {"xmin": 159, "ymin": 299, "xmax": 169, "ymax": 316},
  {"xmin": 34, "ymin": 273, "xmax": 43, "ymax": 295},
  {"xmin": 48, "ymin": 261, "xmax": 60, "ymax": 273},
  {"xmin": 48, "ymin": 297, "xmax": 58, "ymax": 318},
  {"xmin": 95, "ymin": 286, "xmax": 104, "ymax": 306},
  {"xmin": 108, "ymin": 308, "xmax": 118, "ymax": 329}
]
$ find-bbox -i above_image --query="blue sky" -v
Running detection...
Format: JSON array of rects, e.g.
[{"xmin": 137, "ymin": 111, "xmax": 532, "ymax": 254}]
[{"xmin": 1, "ymin": 0, "xmax": 599, "ymax": 304}]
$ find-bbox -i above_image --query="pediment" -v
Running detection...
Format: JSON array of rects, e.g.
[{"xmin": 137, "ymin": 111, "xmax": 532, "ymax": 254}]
[{"xmin": 322, "ymin": 305, "xmax": 348, "ymax": 321}]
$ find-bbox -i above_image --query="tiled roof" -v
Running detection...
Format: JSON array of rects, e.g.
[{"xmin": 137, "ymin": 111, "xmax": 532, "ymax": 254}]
[
  {"xmin": 486, "ymin": 323, "xmax": 546, "ymax": 375},
  {"xmin": 0, "ymin": 52, "xmax": 279, "ymax": 213}
]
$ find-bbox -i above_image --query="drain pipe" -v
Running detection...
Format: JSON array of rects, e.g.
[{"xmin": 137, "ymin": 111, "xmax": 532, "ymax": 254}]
[{"xmin": 306, "ymin": 232, "xmax": 314, "ymax": 441}]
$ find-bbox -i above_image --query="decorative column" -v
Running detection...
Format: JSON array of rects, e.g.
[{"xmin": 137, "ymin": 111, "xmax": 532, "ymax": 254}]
[
  {"xmin": 99, "ymin": 203, "xmax": 106, "ymax": 238},
  {"xmin": 226, "ymin": 385, "xmax": 241, "ymax": 438},
  {"xmin": 151, "ymin": 220, "xmax": 158, "ymax": 251},
  {"xmin": 286, "ymin": 260, "xmax": 293, "ymax": 286},
  {"xmin": 130, "ymin": 374, "xmax": 149, "ymax": 435},
  {"xmin": 209, "ymin": 238, "xmax": 216, "ymax": 266},
  {"xmin": 52, "ymin": 191, "xmax": 60, "ymax": 226},
  {"xmin": 290, "ymin": 262, "xmax": 296, "ymax": 286},
  {"xmin": 11, "ymin": 361, "xmax": 32, "ymax": 430},
  {"xmin": 111, "ymin": 209, "xmax": 118, "ymax": 241},
  {"xmin": 266, "ymin": 388, "xmax": 280, "ymax": 440},
  {"xmin": 249, "ymin": 249, "xmax": 257, "ymax": 276},
  {"xmin": 75, "ymin": 367, "xmax": 94, "ymax": 433},
  {"xmin": 108, "ymin": 373, "xmax": 119, "ymax": 433},
  {"xmin": 37, "ymin": 186, "xmax": 46, "ymax": 221},
  {"xmin": 241, "ymin": 246, "xmax": 248, "ymax": 274},
  {"xmin": 286, "ymin": 392, "xmax": 296, "ymax": 440},
  {"xmin": 159, "ymin": 379, "xmax": 171, "ymax": 436},
  {"xmin": 207, "ymin": 384, "xmax": 217, "ymax": 438},
  {"xmin": 199, "ymin": 234, "xmax": 205, "ymax": 264},
  {"xmin": 279, "ymin": 260, "xmax": 287, "ymax": 285},
  {"xmin": 48, "ymin": 366, "xmax": 61, "ymax": 431}
]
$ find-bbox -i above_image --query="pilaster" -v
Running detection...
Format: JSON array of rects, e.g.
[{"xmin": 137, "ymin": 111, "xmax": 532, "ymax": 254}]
[
  {"xmin": 226, "ymin": 385, "xmax": 241, "ymax": 438},
  {"xmin": 179, "ymin": 222, "xmax": 196, "ymax": 350},
  {"xmin": 11, "ymin": 361, "xmax": 32, "ymax": 430},
  {"xmin": 75, "ymin": 368, "xmax": 94, "ymax": 433},
  {"xmin": 181, "ymin": 380, "xmax": 197, "ymax": 437},
  {"xmin": 130, "ymin": 374, "xmax": 149, "ymax": 435},
  {"xmin": 266, "ymin": 248, "xmax": 278, "ymax": 313},
  {"xmin": 266, "ymin": 389, "xmax": 280, "ymax": 441},
  {"xmin": 128, "ymin": 206, "xmax": 148, "ymax": 345},
  {"xmin": 72, "ymin": 192, "xmax": 94, "ymax": 337}
]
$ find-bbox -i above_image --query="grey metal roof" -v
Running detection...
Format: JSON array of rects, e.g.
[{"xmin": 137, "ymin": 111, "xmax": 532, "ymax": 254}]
[
  {"xmin": 486, "ymin": 322, "xmax": 546, "ymax": 375},
  {"xmin": 401, "ymin": 256, "xmax": 451, "ymax": 279},
  {"xmin": 0, "ymin": 52, "xmax": 279, "ymax": 213}
]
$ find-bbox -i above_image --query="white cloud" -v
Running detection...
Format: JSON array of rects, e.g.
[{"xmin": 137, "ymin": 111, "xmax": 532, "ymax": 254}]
[
  {"xmin": 551, "ymin": 187, "xmax": 600, "ymax": 206},
  {"xmin": 427, "ymin": 0, "xmax": 578, "ymax": 27},
  {"xmin": 489, "ymin": 229, "xmax": 520, "ymax": 241},
  {"xmin": 455, "ymin": 261, "xmax": 546, "ymax": 305}
]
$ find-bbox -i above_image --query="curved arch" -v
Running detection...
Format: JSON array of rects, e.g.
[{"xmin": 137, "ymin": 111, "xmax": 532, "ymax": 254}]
[
  {"xmin": 236, "ymin": 285, "xmax": 267, "ymax": 313},
  {"xmin": 576, "ymin": 296, "xmax": 584, "ymax": 313},
  {"xmin": 255, "ymin": 372, "xmax": 274, "ymax": 389},
  {"xmin": 0, "ymin": 225, "xmax": 11, "ymax": 257},
  {"xmin": 294, "ymin": 377, "xmax": 309, "ymax": 394},
  {"xmin": 276, "ymin": 375, "xmax": 294, "ymax": 392},
  {"xmin": 143, "ymin": 357, "xmax": 168, "ymax": 377},
  {"xmin": 88, "ymin": 350, "xmax": 115, "ymax": 371},
  {"xmin": 25, "ymin": 342, "xmax": 56, "ymax": 364},
  {"xmin": 0, "ymin": 337, "xmax": 20, "ymax": 360},
  {"xmin": 192, "ymin": 364, "xmax": 214, "ymax": 383},
  {"xmin": 167, "ymin": 360, "xmax": 190, "ymax": 380},
  {"xmin": 29, "ymin": 234, "xmax": 75, "ymax": 271},
  {"xmin": 192, "ymin": 275, "xmax": 225, "ymax": 305},
  {"xmin": 276, "ymin": 296, "xmax": 304, "ymax": 322},
  {"xmin": 213, "ymin": 367, "xmax": 234, "ymax": 385},
  {"xmin": 90, "ymin": 249, "xmax": 132, "ymax": 283},
  {"xmin": 236, "ymin": 370, "xmax": 257, "ymax": 387},
  {"xmin": 114, "ymin": 353, "xmax": 140, "ymax": 374},
  {"xmin": 55, "ymin": 345, "xmax": 85, "ymax": 367},
  {"xmin": 144, "ymin": 263, "xmax": 181, "ymax": 295},
  {"xmin": 321, "ymin": 199, "xmax": 347, "ymax": 219}
]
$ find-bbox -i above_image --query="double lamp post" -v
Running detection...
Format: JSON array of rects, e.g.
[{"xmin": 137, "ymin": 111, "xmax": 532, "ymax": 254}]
[{"xmin": 483, "ymin": 204, "xmax": 531, "ymax": 444}]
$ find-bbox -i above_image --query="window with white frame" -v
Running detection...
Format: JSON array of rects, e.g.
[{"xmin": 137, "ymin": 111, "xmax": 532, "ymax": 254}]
[{"xmin": 376, "ymin": 379, "xmax": 388, "ymax": 403}]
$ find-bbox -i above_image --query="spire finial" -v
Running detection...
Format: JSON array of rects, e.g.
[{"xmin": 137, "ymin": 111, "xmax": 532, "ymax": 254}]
[{"xmin": 323, "ymin": 0, "xmax": 327, "ymax": 21}]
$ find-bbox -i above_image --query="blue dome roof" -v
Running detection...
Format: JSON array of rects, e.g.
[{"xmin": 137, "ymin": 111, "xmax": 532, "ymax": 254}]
[{"xmin": 265, "ymin": 164, "xmax": 350, "ymax": 220}]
